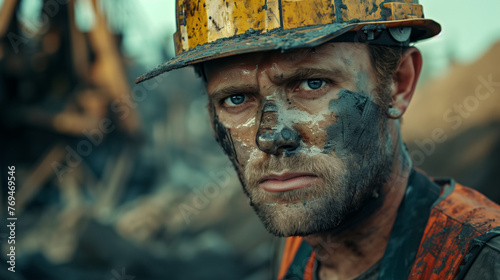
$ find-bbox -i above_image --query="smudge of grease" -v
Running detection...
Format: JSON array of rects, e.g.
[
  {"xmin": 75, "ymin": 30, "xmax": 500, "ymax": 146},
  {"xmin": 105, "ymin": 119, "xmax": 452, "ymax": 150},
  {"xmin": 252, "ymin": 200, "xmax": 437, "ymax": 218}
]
[
  {"xmin": 323, "ymin": 89, "xmax": 382, "ymax": 158},
  {"xmin": 212, "ymin": 106, "xmax": 239, "ymax": 166}
]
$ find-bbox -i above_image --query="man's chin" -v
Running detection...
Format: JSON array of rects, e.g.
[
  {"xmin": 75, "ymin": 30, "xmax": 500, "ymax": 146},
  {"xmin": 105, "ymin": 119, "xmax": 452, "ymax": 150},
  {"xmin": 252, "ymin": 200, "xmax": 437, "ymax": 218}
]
[{"xmin": 251, "ymin": 198, "xmax": 344, "ymax": 237}]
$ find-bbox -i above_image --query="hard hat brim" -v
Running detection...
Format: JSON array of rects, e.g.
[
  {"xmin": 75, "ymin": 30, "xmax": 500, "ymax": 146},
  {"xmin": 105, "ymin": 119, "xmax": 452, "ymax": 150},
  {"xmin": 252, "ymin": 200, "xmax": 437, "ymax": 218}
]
[{"xmin": 135, "ymin": 19, "xmax": 440, "ymax": 84}]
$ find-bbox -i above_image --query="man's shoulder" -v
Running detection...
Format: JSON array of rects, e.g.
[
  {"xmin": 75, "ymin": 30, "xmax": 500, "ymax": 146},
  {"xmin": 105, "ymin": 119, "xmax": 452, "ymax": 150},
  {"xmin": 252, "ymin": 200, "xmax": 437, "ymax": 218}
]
[
  {"xmin": 436, "ymin": 182, "xmax": 500, "ymax": 279},
  {"xmin": 432, "ymin": 180, "xmax": 500, "ymax": 233},
  {"xmin": 408, "ymin": 174, "xmax": 500, "ymax": 279}
]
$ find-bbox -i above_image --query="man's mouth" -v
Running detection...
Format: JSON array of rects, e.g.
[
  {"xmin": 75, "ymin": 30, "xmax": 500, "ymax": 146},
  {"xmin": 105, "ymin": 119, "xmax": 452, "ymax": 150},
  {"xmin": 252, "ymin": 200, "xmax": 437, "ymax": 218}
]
[{"xmin": 258, "ymin": 172, "xmax": 319, "ymax": 193}]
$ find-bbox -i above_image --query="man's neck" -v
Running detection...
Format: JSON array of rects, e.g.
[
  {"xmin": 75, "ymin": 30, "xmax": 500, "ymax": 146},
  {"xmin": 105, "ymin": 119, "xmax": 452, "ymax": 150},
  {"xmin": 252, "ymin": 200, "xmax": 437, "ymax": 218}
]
[{"xmin": 304, "ymin": 122, "xmax": 412, "ymax": 280}]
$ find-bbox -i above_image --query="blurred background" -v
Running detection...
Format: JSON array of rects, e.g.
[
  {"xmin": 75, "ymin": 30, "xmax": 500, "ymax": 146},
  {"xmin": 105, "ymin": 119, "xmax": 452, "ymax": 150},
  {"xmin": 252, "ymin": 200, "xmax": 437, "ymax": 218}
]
[{"xmin": 0, "ymin": 0, "xmax": 499, "ymax": 279}]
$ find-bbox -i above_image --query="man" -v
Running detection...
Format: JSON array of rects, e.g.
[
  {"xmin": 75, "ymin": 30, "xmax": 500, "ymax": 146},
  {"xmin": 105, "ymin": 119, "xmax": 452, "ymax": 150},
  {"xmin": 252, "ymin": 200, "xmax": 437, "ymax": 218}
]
[{"xmin": 136, "ymin": 1, "xmax": 500, "ymax": 279}]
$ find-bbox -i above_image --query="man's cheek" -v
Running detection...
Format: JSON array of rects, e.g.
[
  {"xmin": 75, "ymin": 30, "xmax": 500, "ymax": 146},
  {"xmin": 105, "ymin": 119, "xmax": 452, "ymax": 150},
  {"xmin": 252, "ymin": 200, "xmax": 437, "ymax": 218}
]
[
  {"xmin": 212, "ymin": 113, "xmax": 257, "ymax": 175},
  {"xmin": 295, "ymin": 123, "xmax": 328, "ymax": 153},
  {"xmin": 323, "ymin": 89, "xmax": 383, "ymax": 157},
  {"xmin": 213, "ymin": 112, "xmax": 240, "ymax": 164}
]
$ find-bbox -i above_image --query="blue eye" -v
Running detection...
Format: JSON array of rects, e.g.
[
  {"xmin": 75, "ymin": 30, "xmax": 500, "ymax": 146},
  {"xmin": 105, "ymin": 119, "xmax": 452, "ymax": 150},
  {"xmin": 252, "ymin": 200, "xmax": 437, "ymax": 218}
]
[
  {"xmin": 300, "ymin": 79, "xmax": 326, "ymax": 90},
  {"xmin": 224, "ymin": 94, "xmax": 246, "ymax": 106}
]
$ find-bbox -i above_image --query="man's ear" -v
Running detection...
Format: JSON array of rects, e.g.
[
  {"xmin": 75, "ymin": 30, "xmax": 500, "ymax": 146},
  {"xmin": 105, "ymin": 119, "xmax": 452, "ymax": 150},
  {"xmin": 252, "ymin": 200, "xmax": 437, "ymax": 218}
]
[{"xmin": 388, "ymin": 47, "xmax": 422, "ymax": 119}]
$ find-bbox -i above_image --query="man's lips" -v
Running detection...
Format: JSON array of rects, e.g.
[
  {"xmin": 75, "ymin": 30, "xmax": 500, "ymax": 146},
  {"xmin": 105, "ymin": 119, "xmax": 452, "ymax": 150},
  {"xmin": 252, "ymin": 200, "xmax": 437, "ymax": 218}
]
[{"xmin": 258, "ymin": 173, "xmax": 318, "ymax": 193}]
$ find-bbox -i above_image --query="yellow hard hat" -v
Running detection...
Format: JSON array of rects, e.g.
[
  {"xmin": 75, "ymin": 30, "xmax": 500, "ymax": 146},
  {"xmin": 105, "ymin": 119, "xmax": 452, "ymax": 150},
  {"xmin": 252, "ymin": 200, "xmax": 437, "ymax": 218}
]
[{"xmin": 136, "ymin": 0, "xmax": 441, "ymax": 83}]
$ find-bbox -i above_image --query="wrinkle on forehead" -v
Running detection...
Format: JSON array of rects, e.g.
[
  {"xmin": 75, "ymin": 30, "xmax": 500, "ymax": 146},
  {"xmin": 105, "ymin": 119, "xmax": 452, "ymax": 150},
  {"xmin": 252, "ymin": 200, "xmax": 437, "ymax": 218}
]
[
  {"xmin": 269, "ymin": 67, "xmax": 349, "ymax": 86},
  {"xmin": 205, "ymin": 42, "xmax": 371, "ymax": 91}
]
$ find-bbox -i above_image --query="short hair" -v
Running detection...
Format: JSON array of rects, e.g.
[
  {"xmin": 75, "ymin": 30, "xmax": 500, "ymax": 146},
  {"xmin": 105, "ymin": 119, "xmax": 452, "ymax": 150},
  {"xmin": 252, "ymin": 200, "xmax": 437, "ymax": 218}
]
[{"xmin": 368, "ymin": 44, "xmax": 406, "ymax": 108}]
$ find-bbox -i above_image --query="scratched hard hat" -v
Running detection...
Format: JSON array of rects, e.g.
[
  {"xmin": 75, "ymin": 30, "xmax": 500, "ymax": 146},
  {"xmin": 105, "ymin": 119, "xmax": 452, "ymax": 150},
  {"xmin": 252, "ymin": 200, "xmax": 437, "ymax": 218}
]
[{"xmin": 135, "ymin": 0, "xmax": 441, "ymax": 84}]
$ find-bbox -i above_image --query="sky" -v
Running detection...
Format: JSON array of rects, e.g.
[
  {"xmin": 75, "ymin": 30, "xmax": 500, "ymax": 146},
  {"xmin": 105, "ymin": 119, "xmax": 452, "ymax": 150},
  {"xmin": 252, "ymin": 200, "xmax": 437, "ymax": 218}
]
[
  {"xmin": 418, "ymin": 0, "xmax": 500, "ymax": 62},
  {"xmin": 416, "ymin": 0, "xmax": 500, "ymax": 79}
]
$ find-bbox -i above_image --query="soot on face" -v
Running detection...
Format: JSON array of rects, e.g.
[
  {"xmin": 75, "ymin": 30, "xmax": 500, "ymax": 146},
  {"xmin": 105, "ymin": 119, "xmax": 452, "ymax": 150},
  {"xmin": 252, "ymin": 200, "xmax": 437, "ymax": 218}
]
[
  {"xmin": 324, "ymin": 89, "xmax": 383, "ymax": 158},
  {"xmin": 212, "ymin": 105, "xmax": 240, "ymax": 166}
]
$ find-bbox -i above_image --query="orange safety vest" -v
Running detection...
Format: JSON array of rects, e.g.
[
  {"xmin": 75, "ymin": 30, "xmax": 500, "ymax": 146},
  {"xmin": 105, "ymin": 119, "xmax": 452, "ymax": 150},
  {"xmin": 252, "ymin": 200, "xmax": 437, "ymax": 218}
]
[{"xmin": 278, "ymin": 170, "xmax": 500, "ymax": 280}]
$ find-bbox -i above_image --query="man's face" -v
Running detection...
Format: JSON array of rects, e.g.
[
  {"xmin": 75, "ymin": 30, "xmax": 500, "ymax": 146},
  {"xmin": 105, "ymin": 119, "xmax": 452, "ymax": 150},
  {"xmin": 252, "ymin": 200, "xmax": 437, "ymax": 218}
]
[{"xmin": 204, "ymin": 42, "xmax": 394, "ymax": 237}]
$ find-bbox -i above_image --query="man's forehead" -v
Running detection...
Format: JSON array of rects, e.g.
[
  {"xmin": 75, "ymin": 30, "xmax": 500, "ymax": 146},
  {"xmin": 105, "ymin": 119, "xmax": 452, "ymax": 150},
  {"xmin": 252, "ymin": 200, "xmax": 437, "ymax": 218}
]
[{"xmin": 203, "ymin": 42, "xmax": 369, "ymax": 73}]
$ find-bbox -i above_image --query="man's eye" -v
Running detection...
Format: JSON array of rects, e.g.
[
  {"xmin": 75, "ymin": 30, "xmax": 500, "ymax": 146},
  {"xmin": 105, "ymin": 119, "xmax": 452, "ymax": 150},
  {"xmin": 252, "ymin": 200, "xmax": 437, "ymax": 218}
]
[
  {"xmin": 224, "ymin": 94, "xmax": 247, "ymax": 106},
  {"xmin": 300, "ymin": 79, "xmax": 326, "ymax": 90}
]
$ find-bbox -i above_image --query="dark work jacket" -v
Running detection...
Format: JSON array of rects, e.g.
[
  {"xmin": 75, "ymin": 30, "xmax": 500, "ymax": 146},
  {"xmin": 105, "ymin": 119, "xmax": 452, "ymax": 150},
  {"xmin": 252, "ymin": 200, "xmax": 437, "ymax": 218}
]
[{"xmin": 277, "ymin": 170, "xmax": 500, "ymax": 280}]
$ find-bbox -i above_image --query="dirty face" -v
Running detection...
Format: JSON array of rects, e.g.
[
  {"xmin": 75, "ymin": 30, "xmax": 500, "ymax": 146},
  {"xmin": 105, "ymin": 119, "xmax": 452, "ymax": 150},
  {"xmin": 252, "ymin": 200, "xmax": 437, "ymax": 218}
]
[{"xmin": 204, "ymin": 43, "xmax": 394, "ymax": 237}]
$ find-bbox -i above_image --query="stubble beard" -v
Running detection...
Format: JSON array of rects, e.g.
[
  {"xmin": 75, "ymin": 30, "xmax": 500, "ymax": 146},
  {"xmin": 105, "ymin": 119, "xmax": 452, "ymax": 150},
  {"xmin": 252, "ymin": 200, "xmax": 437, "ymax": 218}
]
[{"xmin": 242, "ymin": 128, "xmax": 393, "ymax": 238}]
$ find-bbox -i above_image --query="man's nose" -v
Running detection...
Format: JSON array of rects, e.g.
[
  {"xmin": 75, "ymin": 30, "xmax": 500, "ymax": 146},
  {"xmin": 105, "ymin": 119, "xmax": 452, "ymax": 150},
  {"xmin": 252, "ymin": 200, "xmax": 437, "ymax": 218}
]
[{"xmin": 256, "ymin": 102, "xmax": 301, "ymax": 155}]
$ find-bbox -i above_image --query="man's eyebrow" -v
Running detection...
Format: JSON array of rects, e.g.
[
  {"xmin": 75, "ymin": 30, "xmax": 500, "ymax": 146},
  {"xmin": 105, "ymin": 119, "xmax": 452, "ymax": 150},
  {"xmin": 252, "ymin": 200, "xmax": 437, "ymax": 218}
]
[
  {"xmin": 274, "ymin": 67, "xmax": 347, "ymax": 84},
  {"xmin": 208, "ymin": 68, "xmax": 346, "ymax": 100},
  {"xmin": 208, "ymin": 84, "xmax": 259, "ymax": 101}
]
